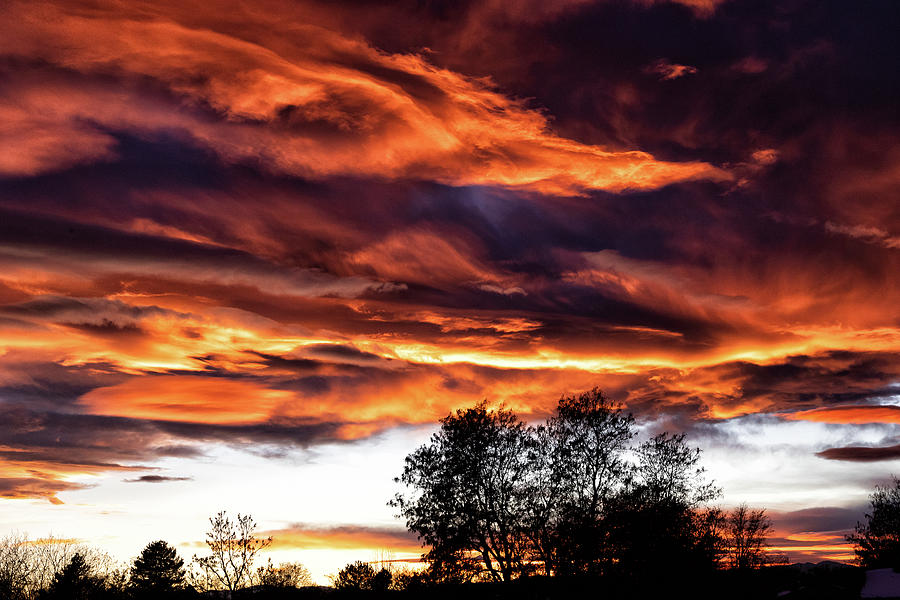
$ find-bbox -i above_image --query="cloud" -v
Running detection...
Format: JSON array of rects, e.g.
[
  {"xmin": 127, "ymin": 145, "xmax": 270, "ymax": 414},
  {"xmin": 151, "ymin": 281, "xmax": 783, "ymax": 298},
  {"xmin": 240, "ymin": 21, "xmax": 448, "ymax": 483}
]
[
  {"xmin": 0, "ymin": 208, "xmax": 387, "ymax": 300},
  {"xmin": 0, "ymin": 2, "xmax": 898, "ymax": 558},
  {"xmin": 79, "ymin": 375, "xmax": 297, "ymax": 425},
  {"xmin": 0, "ymin": 105, "xmax": 117, "ymax": 176},
  {"xmin": 0, "ymin": 477, "xmax": 89, "ymax": 504},
  {"xmin": 825, "ymin": 221, "xmax": 900, "ymax": 250},
  {"xmin": 817, "ymin": 445, "xmax": 900, "ymax": 463},
  {"xmin": 646, "ymin": 60, "xmax": 699, "ymax": 80},
  {"xmin": 770, "ymin": 506, "xmax": 862, "ymax": 535},
  {"xmin": 784, "ymin": 405, "xmax": 900, "ymax": 426},
  {"xmin": 123, "ymin": 475, "xmax": 193, "ymax": 483},
  {"xmin": 630, "ymin": 0, "xmax": 727, "ymax": 16},
  {"xmin": 766, "ymin": 506, "xmax": 861, "ymax": 563},
  {"xmin": 262, "ymin": 524, "xmax": 421, "ymax": 553},
  {"xmin": 0, "ymin": 1, "xmax": 726, "ymax": 195}
]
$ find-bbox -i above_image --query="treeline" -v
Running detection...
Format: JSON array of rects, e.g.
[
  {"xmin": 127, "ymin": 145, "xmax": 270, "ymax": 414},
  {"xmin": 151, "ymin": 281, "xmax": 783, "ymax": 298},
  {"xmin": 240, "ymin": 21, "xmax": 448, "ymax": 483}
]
[
  {"xmin": 0, "ymin": 516, "xmax": 308, "ymax": 600},
  {"xmin": 0, "ymin": 535, "xmax": 125, "ymax": 600},
  {"xmin": 15, "ymin": 388, "xmax": 900, "ymax": 599},
  {"xmin": 391, "ymin": 389, "xmax": 783, "ymax": 584}
]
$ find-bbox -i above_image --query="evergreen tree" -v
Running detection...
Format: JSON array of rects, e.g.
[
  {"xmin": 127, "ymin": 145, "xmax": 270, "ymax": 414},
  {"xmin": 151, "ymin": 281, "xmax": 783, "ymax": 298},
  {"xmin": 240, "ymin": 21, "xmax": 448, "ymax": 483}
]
[
  {"xmin": 130, "ymin": 541, "xmax": 186, "ymax": 596},
  {"xmin": 43, "ymin": 553, "xmax": 99, "ymax": 600}
]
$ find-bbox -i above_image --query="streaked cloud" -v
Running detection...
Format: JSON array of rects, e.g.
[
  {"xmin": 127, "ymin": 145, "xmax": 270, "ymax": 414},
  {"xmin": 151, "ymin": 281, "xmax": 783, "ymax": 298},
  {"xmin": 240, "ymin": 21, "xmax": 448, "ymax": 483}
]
[
  {"xmin": 0, "ymin": 0, "xmax": 726, "ymax": 195},
  {"xmin": 263, "ymin": 524, "xmax": 420, "ymax": 553}
]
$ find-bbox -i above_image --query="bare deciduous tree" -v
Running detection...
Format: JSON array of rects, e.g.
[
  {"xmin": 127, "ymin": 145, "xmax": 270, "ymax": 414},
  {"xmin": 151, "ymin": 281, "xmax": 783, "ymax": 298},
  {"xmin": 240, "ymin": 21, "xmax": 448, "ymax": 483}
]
[
  {"xmin": 191, "ymin": 511, "xmax": 272, "ymax": 591},
  {"xmin": 0, "ymin": 533, "xmax": 122, "ymax": 599},
  {"xmin": 0, "ymin": 532, "xmax": 33, "ymax": 600},
  {"xmin": 727, "ymin": 504, "xmax": 773, "ymax": 569}
]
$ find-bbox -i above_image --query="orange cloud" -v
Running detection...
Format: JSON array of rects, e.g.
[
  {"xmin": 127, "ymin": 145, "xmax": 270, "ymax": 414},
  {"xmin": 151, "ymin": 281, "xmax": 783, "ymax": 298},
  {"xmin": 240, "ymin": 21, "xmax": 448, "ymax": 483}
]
[
  {"xmin": 646, "ymin": 60, "xmax": 699, "ymax": 80},
  {"xmin": 786, "ymin": 532, "xmax": 847, "ymax": 543},
  {"xmin": 0, "ymin": 1, "xmax": 897, "ymax": 516},
  {"xmin": 0, "ymin": 0, "xmax": 726, "ymax": 195},
  {"xmin": 346, "ymin": 227, "xmax": 523, "ymax": 293},
  {"xmin": 263, "ymin": 524, "xmax": 421, "ymax": 553},
  {"xmin": 0, "ymin": 105, "xmax": 117, "ymax": 176},
  {"xmin": 0, "ymin": 476, "xmax": 86, "ymax": 505},
  {"xmin": 783, "ymin": 405, "xmax": 900, "ymax": 425},
  {"xmin": 768, "ymin": 543, "xmax": 855, "ymax": 562},
  {"xmin": 79, "ymin": 375, "xmax": 294, "ymax": 425}
]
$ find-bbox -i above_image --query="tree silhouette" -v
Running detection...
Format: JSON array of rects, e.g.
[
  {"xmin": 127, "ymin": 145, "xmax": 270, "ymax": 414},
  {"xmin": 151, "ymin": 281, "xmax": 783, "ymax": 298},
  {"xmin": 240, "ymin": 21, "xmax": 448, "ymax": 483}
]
[
  {"xmin": 42, "ymin": 553, "xmax": 100, "ymax": 600},
  {"xmin": 1, "ymin": 535, "xmax": 125, "ymax": 600},
  {"xmin": 370, "ymin": 567, "xmax": 392, "ymax": 592},
  {"xmin": 129, "ymin": 540, "xmax": 186, "ymax": 596},
  {"xmin": 192, "ymin": 511, "xmax": 272, "ymax": 591},
  {"xmin": 599, "ymin": 432, "xmax": 723, "ymax": 578},
  {"xmin": 529, "ymin": 389, "xmax": 634, "ymax": 576},
  {"xmin": 0, "ymin": 532, "xmax": 31, "ymax": 600},
  {"xmin": 333, "ymin": 561, "xmax": 376, "ymax": 590},
  {"xmin": 393, "ymin": 392, "xmax": 732, "ymax": 581},
  {"xmin": 392, "ymin": 401, "xmax": 533, "ymax": 582},
  {"xmin": 255, "ymin": 559, "xmax": 313, "ymax": 588},
  {"xmin": 848, "ymin": 476, "xmax": 900, "ymax": 569},
  {"xmin": 727, "ymin": 504, "xmax": 773, "ymax": 570},
  {"xmin": 634, "ymin": 432, "xmax": 720, "ymax": 506}
]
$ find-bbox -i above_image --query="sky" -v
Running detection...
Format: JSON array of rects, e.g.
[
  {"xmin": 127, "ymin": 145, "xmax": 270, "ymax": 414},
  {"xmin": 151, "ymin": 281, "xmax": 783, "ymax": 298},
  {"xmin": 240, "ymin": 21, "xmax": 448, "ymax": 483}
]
[{"xmin": 0, "ymin": 0, "xmax": 899, "ymax": 582}]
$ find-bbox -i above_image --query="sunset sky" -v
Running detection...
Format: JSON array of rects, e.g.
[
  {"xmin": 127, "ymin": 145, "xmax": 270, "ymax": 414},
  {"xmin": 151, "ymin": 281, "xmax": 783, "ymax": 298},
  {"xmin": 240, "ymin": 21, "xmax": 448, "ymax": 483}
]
[{"xmin": 1, "ymin": 0, "xmax": 899, "ymax": 582}]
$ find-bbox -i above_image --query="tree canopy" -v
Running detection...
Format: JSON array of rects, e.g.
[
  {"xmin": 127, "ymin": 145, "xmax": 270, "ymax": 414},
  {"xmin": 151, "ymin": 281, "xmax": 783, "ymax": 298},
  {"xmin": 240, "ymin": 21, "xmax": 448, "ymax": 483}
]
[
  {"xmin": 391, "ymin": 389, "xmax": 750, "ymax": 582},
  {"xmin": 129, "ymin": 540, "xmax": 186, "ymax": 596},
  {"xmin": 391, "ymin": 401, "xmax": 533, "ymax": 582},
  {"xmin": 333, "ymin": 561, "xmax": 379, "ymax": 591},
  {"xmin": 848, "ymin": 476, "xmax": 900, "ymax": 569},
  {"xmin": 42, "ymin": 553, "xmax": 102, "ymax": 600}
]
